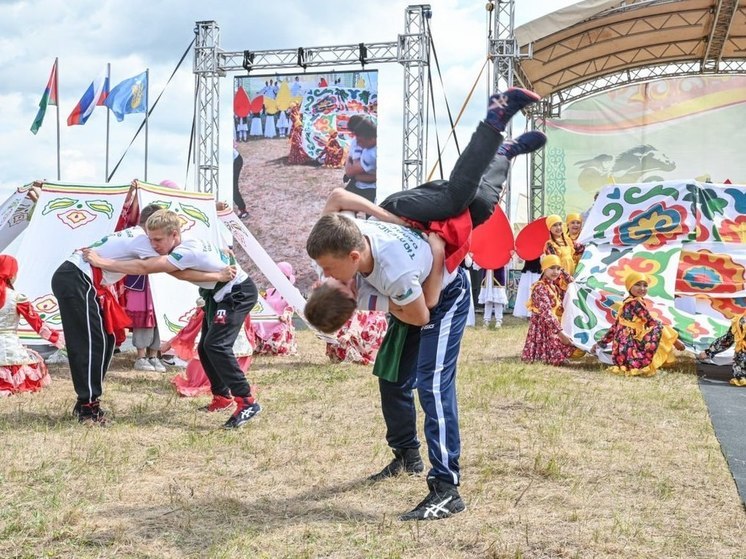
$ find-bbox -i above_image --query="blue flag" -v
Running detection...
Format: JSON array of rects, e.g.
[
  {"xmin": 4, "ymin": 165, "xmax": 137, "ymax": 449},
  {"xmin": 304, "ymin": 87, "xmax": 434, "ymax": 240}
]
[{"xmin": 104, "ymin": 71, "xmax": 147, "ymax": 122}]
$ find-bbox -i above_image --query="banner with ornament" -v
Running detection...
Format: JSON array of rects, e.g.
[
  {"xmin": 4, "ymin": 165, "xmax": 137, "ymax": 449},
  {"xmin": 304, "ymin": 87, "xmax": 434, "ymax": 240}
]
[
  {"xmin": 14, "ymin": 182, "xmax": 130, "ymax": 342},
  {"xmin": 564, "ymin": 180, "xmax": 745, "ymax": 363}
]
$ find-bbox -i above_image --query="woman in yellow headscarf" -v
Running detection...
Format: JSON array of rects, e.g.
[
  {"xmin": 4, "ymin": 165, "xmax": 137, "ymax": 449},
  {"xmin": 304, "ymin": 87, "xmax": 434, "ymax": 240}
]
[
  {"xmin": 565, "ymin": 213, "xmax": 586, "ymax": 267},
  {"xmin": 591, "ymin": 272, "xmax": 682, "ymax": 377},
  {"xmin": 544, "ymin": 214, "xmax": 583, "ymax": 275},
  {"xmin": 698, "ymin": 314, "xmax": 746, "ymax": 386},
  {"xmin": 521, "ymin": 254, "xmax": 575, "ymax": 366}
]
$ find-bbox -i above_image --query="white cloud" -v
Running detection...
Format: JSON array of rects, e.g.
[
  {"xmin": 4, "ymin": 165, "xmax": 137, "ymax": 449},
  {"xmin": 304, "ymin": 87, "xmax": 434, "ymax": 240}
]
[{"xmin": 0, "ymin": 0, "xmax": 580, "ymax": 209}]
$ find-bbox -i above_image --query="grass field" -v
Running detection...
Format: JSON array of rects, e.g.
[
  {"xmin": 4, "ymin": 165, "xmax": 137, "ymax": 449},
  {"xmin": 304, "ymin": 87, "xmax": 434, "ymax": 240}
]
[{"xmin": 1, "ymin": 317, "xmax": 744, "ymax": 558}]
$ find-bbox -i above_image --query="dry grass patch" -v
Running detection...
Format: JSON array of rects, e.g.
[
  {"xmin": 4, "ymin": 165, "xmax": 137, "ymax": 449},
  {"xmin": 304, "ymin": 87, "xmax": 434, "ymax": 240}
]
[{"xmin": 1, "ymin": 317, "xmax": 744, "ymax": 558}]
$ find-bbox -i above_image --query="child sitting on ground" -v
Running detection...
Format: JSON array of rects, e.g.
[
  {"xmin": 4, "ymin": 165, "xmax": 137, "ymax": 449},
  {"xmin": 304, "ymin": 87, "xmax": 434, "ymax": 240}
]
[
  {"xmin": 521, "ymin": 254, "xmax": 575, "ymax": 366},
  {"xmin": 252, "ymin": 262, "xmax": 297, "ymax": 356},
  {"xmin": 591, "ymin": 272, "xmax": 683, "ymax": 377},
  {"xmin": 698, "ymin": 314, "xmax": 746, "ymax": 387}
]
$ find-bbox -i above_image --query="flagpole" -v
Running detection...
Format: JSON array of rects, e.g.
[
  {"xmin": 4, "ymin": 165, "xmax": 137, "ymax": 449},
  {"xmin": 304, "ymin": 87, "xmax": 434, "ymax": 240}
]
[
  {"xmin": 55, "ymin": 57, "xmax": 61, "ymax": 180},
  {"xmin": 145, "ymin": 68, "xmax": 149, "ymax": 182},
  {"xmin": 105, "ymin": 63, "xmax": 111, "ymax": 183}
]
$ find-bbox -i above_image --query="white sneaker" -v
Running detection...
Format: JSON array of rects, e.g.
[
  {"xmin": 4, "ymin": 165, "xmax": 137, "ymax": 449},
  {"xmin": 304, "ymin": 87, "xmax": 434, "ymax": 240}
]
[
  {"xmin": 134, "ymin": 357, "xmax": 156, "ymax": 371},
  {"xmin": 148, "ymin": 357, "xmax": 167, "ymax": 372}
]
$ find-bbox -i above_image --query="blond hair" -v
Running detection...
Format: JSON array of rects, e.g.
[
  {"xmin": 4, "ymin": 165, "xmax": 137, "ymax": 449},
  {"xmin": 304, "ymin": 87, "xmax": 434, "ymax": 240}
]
[{"xmin": 146, "ymin": 209, "xmax": 181, "ymax": 235}]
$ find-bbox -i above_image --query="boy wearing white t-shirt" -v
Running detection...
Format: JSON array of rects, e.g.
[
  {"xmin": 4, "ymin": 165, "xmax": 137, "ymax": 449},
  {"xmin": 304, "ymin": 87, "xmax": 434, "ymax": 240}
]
[
  {"xmin": 306, "ymin": 211, "xmax": 470, "ymax": 522},
  {"xmin": 305, "ymin": 87, "xmax": 545, "ymax": 521},
  {"xmin": 52, "ymin": 205, "xmax": 231, "ymax": 424},
  {"xmin": 83, "ymin": 210, "xmax": 260, "ymax": 430}
]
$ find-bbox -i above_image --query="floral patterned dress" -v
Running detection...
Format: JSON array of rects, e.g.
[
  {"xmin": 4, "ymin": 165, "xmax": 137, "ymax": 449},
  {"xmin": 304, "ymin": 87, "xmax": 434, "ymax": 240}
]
[
  {"xmin": 0, "ymin": 289, "xmax": 63, "ymax": 397},
  {"xmin": 253, "ymin": 289, "xmax": 297, "ymax": 356},
  {"xmin": 521, "ymin": 278, "xmax": 574, "ymax": 366},
  {"xmin": 703, "ymin": 316, "xmax": 746, "ymax": 384},
  {"xmin": 326, "ymin": 310, "xmax": 388, "ymax": 365},
  {"xmin": 597, "ymin": 296, "xmax": 678, "ymax": 376}
]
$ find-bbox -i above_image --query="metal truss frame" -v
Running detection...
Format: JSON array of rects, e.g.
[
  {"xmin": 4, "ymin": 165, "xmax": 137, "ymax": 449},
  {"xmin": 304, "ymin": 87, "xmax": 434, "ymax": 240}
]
[
  {"xmin": 488, "ymin": 0, "xmax": 532, "ymax": 215},
  {"xmin": 490, "ymin": 0, "xmax": 746, "ymax": 220},
  {"xmin": 193, "ymin": 5, "xmax": 431, "ymax": 195}
]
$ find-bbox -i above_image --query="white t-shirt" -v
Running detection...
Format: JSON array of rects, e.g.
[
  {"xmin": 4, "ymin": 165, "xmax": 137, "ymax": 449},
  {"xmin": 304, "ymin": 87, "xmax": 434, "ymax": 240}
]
[
  {"xmin": 68, "ymin": 226, "xmax": 158, "ymax": 285},
  {"xmin": 348, "ymin": 138, "xmax": 376, "ymax": 190},
  {"xmin": 166, "ymin": 237, "xmax": 248, "ymax": 302},
  {"xmin": 354, "ymin": 219, "xmax": 433, "ymax": 307}
]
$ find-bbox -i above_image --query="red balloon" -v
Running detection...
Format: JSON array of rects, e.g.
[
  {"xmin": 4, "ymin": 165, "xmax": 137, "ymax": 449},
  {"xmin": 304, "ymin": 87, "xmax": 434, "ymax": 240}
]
[
  {"xmin": 515, "ymin": 217, "xmax": 550, "ymax": 261},
  {"xmin": 234, "ymin": 87, "xmax": 250, "ymax": 117},
  {"xmin": 471, "ymin": 205, "xmax": 514, "ymax": 269},
  {"xmin": 249, "ymin": 95, "xmax": 265, "ymax": 115}
]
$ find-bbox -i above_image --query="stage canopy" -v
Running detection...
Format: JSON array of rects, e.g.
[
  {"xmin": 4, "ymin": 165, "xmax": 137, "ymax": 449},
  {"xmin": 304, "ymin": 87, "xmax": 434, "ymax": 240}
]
[{"xmin": 514, "ymin": 0, "xmax": 746, "ymax": 105}]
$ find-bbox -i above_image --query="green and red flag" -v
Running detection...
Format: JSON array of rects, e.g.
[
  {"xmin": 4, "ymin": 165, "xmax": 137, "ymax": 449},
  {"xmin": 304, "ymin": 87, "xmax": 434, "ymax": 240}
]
[{"xmin": 30, "ymin": 59, "xmax": 58, "ymax": 135}]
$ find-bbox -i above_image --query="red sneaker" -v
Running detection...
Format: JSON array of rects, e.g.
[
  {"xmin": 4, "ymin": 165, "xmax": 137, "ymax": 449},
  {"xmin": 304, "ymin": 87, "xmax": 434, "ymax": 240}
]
[{"xmin": 198, "ymin": 394, "xmax": 234, "ymax": 412}]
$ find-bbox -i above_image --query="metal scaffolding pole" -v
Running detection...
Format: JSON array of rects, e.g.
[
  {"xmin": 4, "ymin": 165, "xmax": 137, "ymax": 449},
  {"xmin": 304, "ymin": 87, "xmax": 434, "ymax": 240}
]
[
  {"xmin": 489, "ymin": 0, "xmax": 532, "ymax": 218},
  {"xmin": 400, "ymin": 5, "xmax": 430, "ymax": 189},
  {"xmin": 194, "ymin": 21, "xmax": 221, "ymax": 195},
  {"xmin": 193, "ymin": 5, "xmax": 430, "ymax": 195}
]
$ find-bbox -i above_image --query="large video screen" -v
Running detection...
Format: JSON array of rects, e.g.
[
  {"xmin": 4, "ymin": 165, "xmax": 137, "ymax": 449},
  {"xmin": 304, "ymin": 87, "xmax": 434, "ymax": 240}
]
[
  {"xmin": 544, "ymin": 75, "xmax": 746, "ymax": 215},
  {"xmin": 232, "ymin": 70, "xmax": 379, "ymax": 293}
]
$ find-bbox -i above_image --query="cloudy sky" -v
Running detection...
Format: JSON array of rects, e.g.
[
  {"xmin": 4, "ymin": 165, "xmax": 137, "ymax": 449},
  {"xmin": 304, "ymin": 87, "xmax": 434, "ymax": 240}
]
[{"xmin": 0, "ymin": 0, "xmax": 580, "ymax": 219}]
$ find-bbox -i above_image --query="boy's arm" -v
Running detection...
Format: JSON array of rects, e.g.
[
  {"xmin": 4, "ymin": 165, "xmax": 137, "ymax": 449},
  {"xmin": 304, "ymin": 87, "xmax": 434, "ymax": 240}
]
[
  {"xmin": 323, "ymin": 187, "xmax": 406, "ymax": 225},
  {"xmin": 422, "ymin": 232, "xmax": 445, "ymax": 309},
  {"xmin": 345, "ymin": 160, "xmax": 376, "ymax": 182},
  {"xmin": 390, "ymin": 296, "xmax": 430, "ymax": 326},
  {"xmin": 388, "ymin": 234, "xmax": 445, "ymax": 325},
  {"xmin": 171, "ymin": 267, "xmax": 236, "ymax": 283},
  {"xmin": 82, "ymin": 249, "xmax": 178, "ymax": 275}
]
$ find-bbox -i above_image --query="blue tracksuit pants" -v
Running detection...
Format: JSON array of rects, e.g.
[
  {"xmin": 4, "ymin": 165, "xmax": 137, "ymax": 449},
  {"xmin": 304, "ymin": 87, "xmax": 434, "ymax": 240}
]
[{"xmin": 378, "ymin": 267, "xmax": 470, "ymax": 485}]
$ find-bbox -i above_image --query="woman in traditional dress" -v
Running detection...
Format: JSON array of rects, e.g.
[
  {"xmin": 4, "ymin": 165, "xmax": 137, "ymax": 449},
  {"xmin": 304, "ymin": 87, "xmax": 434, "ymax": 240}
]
[
  {"xmin": 521, "ymin": 254, "xmax": 575, "ymax": 366},
  {"xmin": 591, "ymin": 272, "xmax": 682, "ymax": 377},
  {"xmin": 167, "ymin": 297, "xmax": 255, "ymax": 400},
  {"xmin": 698, "ymin": 314, "xmax": 746, "ymax": 387},
  {"xmin": 544, "ymin": 214, "xmax": 583, "ymax": 275}
]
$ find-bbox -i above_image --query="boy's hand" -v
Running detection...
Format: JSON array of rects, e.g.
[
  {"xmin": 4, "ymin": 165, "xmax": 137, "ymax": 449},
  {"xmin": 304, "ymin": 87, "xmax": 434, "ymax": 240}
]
[
  {"xmin": 218, "ymin": 265, "xmax": 237, "ymax": 282},
  {"xmin": 81, "ymin": 248, "xmax": 103, "ymax": 267},
  {"xmin": 427, "ymin": 232, "xmax": 446, "ymax": 254}
]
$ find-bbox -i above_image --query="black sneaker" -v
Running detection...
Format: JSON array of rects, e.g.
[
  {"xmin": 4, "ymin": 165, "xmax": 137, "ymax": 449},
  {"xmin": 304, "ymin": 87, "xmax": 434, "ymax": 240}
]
[
  {"xmin": 485, "ymin": 87, "xmax": 541, "ymax": 132},
  {"xmin": 399, "ymin": 478, "xmax": 466, "ymax": 521},
  {"xmin": 223, "ymin": 400, "xmax": 261, "ymax": 429},
  {"xmin": 368, "ymin": 448, "xmax": 424, "ymax": 481},
  {"xmin": 73, "ymin": 400, "xmax": 108, "ymax": 425},
  {"xmin": 497, "ymin": 130, "xmax": 547, "ymax": 160}
]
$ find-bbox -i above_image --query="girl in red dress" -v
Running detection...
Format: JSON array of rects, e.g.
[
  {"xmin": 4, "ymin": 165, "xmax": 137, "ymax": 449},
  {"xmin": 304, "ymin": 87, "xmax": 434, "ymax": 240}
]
[{"xmin": 521, "ymin": 254, "xmax": 575, "ymax": 366}]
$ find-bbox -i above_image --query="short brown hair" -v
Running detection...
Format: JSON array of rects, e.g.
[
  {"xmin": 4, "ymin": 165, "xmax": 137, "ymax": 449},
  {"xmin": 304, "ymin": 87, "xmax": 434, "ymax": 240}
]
[
  {"xmin": 304, "ymin": 282, "xmax": 357, "ymax": 333},
  {"xmin": 349, "ymin": 116, "xmax": 376, "ymax": 138},
  {"xmin": 139, "ymin": 203, "xmax": 165, "ymax": 227},
  {"xmin": 306, "ymin": 213, "xmax": 366, "ymax": 259},
  {"xmin": 146, "ymin": 209, "xmax": 181, "ymax": 235}
]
